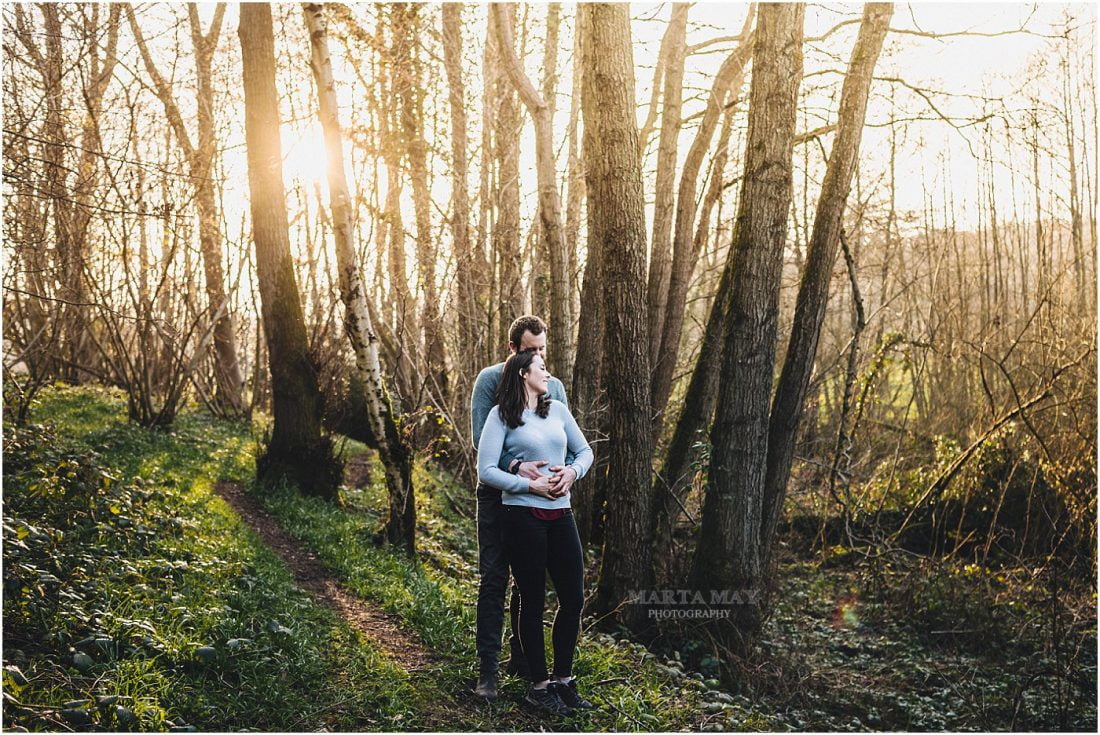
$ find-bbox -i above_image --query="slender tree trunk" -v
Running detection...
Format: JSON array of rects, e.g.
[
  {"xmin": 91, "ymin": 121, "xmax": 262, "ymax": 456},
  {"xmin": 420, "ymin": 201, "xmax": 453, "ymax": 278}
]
[
  {"xmin": 372, "ymin": 10, "xmax": 418, "ymax": 404},
  {"xmin": 239, "ymin": 2, "xmax": 339, "ymax": 498},
  {"xmin": 442, "ymin": 4, "xmax": 479, "ymax": 384},
  {"xmin": 489, "ymin": 11, "xmax": 524, "ymax": 347},
  {"xmin": 760, "ymin": 3, "xmax": 892, "ymax": 566},
  {"xmin": 477, "ymin": 21, "xmax": 497, "ymax": 368},
  {"xmin": 568, "ymin": 0, "xmax": 603, "ymax": 546},
  {"xmin": 564, "ymin": 13, "xmax": 585, "ymax": 340},
  {"xmin": 1062, "ymin": 48, "xmax": 1086, "ymax": 307},
  {"xmin": 688, "ymin": 2, "xmax": 804, "ymax": 654},
  {"xmin": 650, "ymin": 256, "xmax": 733, "ymax": 582},
  {"xmin": 691, "ymin": 103, "xmax": 736, "ymax": 280},
  {"xmin": 582, "ymin": 3, "xmax": 655, "ymax": 631},
  {"xmin": 391, "ymin": 3, "xmax": 448, "ymax": 402},
  {"xmin": 39, "ymin": 4, "xmax": 71, "ymax": 381},
  {"xmin": 651, "ymin": 7, "xmax": 756, "ymax": 430},
  {"xmin": 646, "ymin": 4, "xmax": 689, "ymax": 370},
  {"xmin": 492, "ymin": 3, "xmax": 573, "ymax": 383}
]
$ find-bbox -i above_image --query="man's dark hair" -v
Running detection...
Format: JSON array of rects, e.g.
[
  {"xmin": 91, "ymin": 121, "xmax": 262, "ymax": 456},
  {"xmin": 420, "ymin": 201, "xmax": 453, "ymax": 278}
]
[
  {"xmin": 496, "ymin": 350, "xmax": 550, "ymax": 429},
  {"xmin": 508, "ymin": 315, "xmax": 547, "ymax": 350}
]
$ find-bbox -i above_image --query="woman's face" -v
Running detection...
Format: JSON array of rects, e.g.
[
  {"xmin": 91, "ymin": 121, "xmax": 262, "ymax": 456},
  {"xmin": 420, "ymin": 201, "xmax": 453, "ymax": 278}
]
[{"xmin": 522, "ymin": 355, "xmax": 551, "ymax": 397}]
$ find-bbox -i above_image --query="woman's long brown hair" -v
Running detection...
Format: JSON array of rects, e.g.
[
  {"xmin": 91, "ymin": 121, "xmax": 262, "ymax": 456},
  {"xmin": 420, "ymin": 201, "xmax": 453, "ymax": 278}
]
[{"xmin": 496, "ymin": 351, "xmax": 551, "ymax": 429}]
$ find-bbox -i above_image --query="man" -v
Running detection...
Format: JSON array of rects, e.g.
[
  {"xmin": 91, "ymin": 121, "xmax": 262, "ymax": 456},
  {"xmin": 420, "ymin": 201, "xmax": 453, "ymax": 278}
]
[{"xmin": 470, "ymin": 315, "xmax": 577, "ymax": 701}]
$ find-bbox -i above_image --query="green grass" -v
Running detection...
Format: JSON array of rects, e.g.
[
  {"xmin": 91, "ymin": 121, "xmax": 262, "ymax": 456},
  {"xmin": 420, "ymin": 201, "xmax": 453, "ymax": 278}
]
[{"xmin": 3, "ymin": 385, "xmax": 420, "ymax": 731}]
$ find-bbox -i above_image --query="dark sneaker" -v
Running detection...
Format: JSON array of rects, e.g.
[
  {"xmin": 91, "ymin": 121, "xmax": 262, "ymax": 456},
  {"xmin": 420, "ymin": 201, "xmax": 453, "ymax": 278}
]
[
  {"xmin": 525, "ymin": 685, "xmax": 573, "ymax": 717},
  {"xmin": 551, "ymin": 679, "xmax": 596, "ymax": 711},
  {"xmin": 472, "ymin": 669, "xmax": 498, "ymax": 702}
]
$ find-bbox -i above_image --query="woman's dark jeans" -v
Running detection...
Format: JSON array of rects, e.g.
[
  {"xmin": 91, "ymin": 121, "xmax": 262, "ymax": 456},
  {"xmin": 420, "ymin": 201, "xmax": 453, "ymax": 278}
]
[{"xmin": 502, "ymin": 505, "xmax": 585, "ymax": 683}]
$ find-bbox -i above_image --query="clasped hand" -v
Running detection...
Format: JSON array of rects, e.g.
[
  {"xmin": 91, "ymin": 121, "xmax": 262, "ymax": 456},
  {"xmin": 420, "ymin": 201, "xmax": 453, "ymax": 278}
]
[{"xmin": 518, "ymin": 460, "xmax": 577, "ymax": 499}]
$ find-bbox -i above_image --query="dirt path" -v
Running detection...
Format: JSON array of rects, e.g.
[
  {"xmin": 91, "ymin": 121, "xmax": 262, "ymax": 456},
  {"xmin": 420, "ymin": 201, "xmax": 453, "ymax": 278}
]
[
  {"xmin": 215, "ymin": 481, "xmax": 434, "ymax": 671},
  {"xmin": 214, "ymin": 481, "xmax": 545, "ymax": 731}
]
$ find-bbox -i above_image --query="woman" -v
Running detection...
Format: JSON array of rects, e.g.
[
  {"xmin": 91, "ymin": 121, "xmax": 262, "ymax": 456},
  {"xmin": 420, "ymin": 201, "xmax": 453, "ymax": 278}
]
[{"xmin": 477, "ymin": 350, "xmax": 596, "ymax": 716}]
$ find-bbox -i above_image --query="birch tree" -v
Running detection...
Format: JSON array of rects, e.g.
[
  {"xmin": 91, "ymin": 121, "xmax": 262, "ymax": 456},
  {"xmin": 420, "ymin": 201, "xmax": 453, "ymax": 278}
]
[{"xmin": 303, "ymin": 2, "xmax": 416, "ymax": 552}]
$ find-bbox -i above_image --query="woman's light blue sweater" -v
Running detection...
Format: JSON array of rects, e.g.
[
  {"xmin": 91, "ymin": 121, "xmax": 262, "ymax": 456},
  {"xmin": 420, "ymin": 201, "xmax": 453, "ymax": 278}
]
[{"xmin": 477, "ymin": 400, "xmax": 594, "ymax": 509}]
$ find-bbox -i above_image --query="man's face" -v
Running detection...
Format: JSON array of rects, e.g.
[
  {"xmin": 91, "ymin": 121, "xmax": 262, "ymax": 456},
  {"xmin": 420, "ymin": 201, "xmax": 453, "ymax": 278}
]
[{"xmin": 513, "ymin": 330, "xmax": 547, "ymax": 361}]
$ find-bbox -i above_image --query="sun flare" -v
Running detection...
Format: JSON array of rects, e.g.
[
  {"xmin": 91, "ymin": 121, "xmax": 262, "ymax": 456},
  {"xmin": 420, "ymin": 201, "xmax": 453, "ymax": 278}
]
[{"xmin": 281, "ymin": 125, "xmax": 329, "ymax": 186}]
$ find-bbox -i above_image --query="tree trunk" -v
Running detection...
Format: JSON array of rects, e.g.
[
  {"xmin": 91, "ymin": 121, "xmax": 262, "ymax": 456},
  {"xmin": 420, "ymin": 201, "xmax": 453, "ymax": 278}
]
[
  {"xmin": 391, "ymin": 3, "xmax": 448, "ymax": 403},
  {"xmin": 371, "ymin": 8, "xmax": 418, "ymax": 405},
  {"xmin": 568, "ymin": 0, "xmax": 603, "ymax": 547},
  {"xmin": 581, "ymin": 3, "xmax": 655, "ymax": 631},
  {"xmin": 759, "ymin": 3, "xmax": 892, "ymax": 567},
  {"xmin": 39, "ymin": 4, "xmax": 72, "ymax": 382},
  {"xmin": 688, "ymin": 1, "xmax": 804, "ymax": 654},
  {"xmin": 303, "ymin": 3, "xmax": 416, "ymax": 552},
  {"xmin": 441, "ymin": 4, "xmax": 480, "ymax": 385},
  {"xmin": 650, "ymin": 256, "xmax": 732, "ymax": 583},
  {"xmin": 239, "ymin": 2, "xmax": 339, "ymax": 499},
  {"xmin": 489, "ymin": 11, "xmax": 524, "ymax": 347},
  {"xmin": 564, "ymin": 11, "xmax": 586, "ymax": 340},
  {"xmin": 492, "ymin": 3, "xmax": 574, "ymax": 384},
  {"xmin": 646, "ymin": 4, "xmax": 689, "ymax": 370},
  {"xmin": 650, "ymin": 7, "xmax": 756, "ymax": 431}
]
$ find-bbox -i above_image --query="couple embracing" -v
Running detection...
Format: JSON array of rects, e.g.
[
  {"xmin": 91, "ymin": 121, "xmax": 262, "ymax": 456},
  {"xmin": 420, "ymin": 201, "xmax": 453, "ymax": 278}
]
[{"xmin": 469, "ymin": 315, "xmax": 596, "ymax": 717}]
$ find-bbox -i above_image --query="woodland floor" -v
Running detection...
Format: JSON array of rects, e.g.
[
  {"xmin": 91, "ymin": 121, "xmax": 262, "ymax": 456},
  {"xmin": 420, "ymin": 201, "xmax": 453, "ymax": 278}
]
[{"xmin": 2, "ymin": 385, "xmax": 1096, "ymax": 732}]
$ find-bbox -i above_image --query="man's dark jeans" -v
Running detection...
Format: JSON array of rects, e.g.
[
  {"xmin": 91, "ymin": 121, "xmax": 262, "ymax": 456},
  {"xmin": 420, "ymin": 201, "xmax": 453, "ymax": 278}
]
[{"xmin": 475, "ymin": 482, "xmax": 522, "ymax": 671}]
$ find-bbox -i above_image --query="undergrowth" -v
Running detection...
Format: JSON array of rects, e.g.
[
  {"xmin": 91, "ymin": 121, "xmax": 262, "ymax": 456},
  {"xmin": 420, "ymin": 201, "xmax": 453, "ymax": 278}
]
[
  {"xmin": 261, "ymin": 450, "xmax": 755, "ymax": 731},
  {"xmin": 3, "ymin": 385, "xmax": 420, "ymax": 731}
]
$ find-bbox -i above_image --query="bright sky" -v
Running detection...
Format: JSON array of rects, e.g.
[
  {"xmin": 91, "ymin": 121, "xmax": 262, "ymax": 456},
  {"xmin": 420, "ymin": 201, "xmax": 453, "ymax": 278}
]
[
  {"xmin": 186, "ymin": 2, "xmax": 1095, "ymax": 267},
  {"xmin": 637, "ymin": 2, "xmax": 1096, "ymax": 231}
]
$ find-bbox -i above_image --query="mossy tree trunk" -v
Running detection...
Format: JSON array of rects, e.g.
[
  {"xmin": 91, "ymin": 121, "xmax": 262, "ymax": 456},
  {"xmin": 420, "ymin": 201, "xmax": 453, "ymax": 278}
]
[
  {"xmin": 581, "ymin": 2, "xmax": 656, "ymax": 632},
  {"xmin": 688, "ymin": 1, "xmax": 805, "ymax": 656}
]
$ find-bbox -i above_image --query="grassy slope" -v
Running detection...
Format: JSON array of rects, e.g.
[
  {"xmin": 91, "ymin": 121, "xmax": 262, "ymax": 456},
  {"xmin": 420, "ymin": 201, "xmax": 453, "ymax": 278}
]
[
  {"xmin": 4, "ymin": 386, "xmax": 424, "ymax": 731},
  {"xmin": 259, "ymin": 450, "xmax": 762, "ymax": 731}
]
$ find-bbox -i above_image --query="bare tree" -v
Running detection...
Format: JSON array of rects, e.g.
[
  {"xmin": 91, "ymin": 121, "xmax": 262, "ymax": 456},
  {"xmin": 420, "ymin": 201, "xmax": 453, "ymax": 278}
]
[
  {"xmin": 127, "ymin": 3, "xmax": 246, "ymax": 417},
  {"xmin": 239, "ymin": 2, "xmax": 340, "ymax": 498}
]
